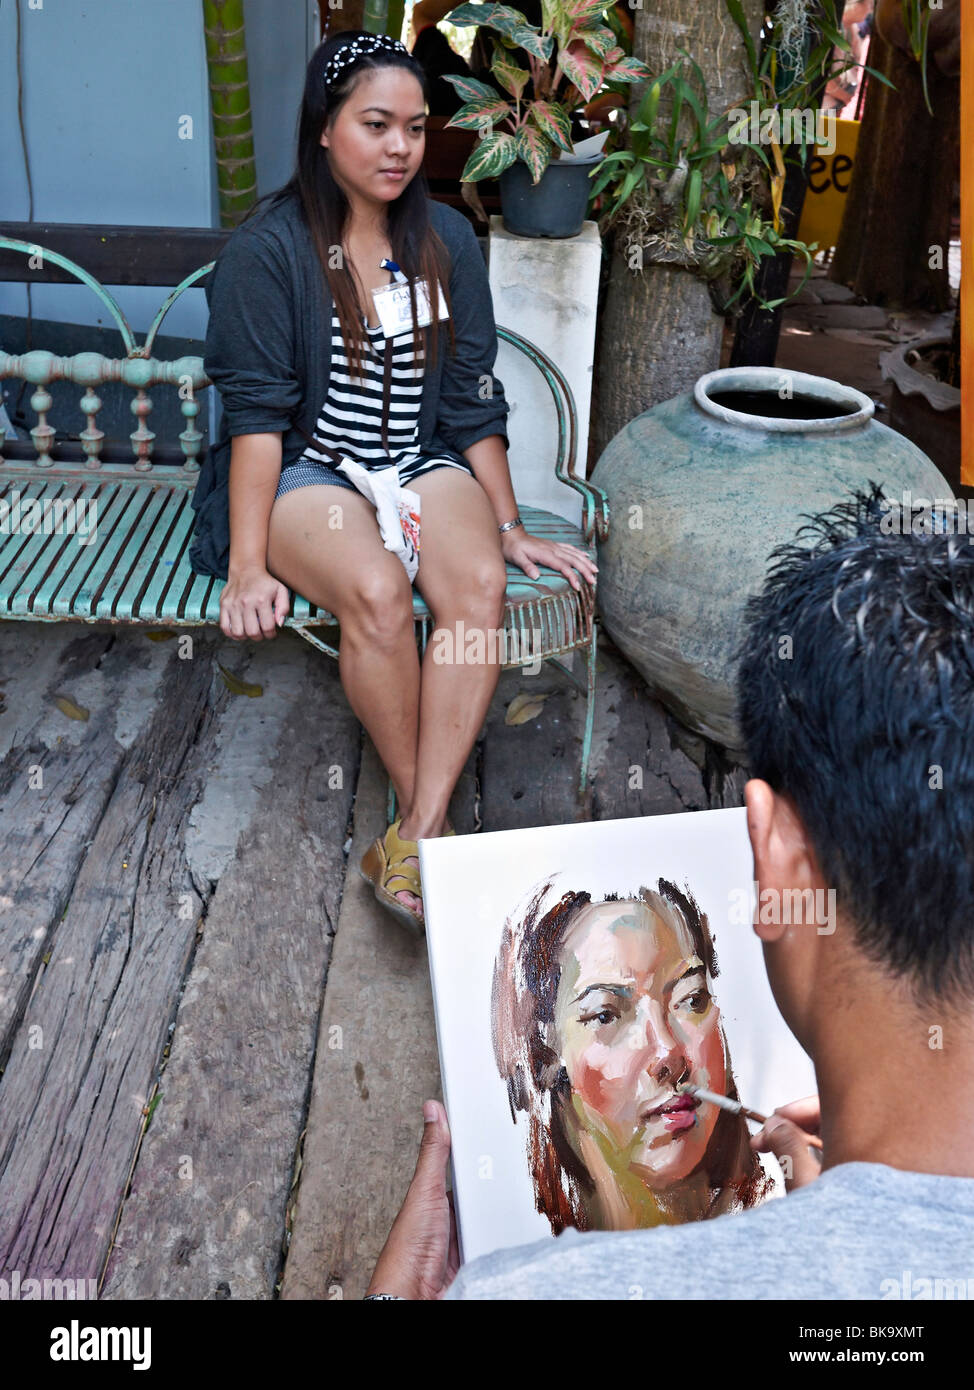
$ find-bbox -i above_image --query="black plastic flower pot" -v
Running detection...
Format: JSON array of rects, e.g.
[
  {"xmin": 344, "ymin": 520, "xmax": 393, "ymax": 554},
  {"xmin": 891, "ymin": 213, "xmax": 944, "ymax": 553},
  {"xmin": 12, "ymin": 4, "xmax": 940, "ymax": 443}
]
[{"xmin": 498, "ymin": 157, "xmax": 599, "ymax": 238}]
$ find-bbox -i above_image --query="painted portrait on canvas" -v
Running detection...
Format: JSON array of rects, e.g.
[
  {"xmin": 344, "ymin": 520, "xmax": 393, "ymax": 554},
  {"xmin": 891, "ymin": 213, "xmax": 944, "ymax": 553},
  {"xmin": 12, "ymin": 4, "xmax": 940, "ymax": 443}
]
[
  {"xmin": 418, "ymin": 806, "xmax": 816, "ymax": 1263},
  {"xmin": 492, "ymin": 878, "xmax": 775, "ymax": 1234}
]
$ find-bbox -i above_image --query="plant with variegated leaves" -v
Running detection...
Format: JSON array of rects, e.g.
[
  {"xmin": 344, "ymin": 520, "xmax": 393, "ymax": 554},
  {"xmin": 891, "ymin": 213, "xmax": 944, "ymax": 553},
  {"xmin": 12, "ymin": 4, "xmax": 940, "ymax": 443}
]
[{"xmin": 441, "ymin": 1, "xmax": 650, "ymax": 184}]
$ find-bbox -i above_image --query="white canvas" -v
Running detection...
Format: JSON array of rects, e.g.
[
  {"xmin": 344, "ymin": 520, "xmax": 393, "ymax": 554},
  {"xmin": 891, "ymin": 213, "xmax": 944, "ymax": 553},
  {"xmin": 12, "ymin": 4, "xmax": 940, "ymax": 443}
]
[{"xmin": 419, "ymin": 806, "xmax": 817, "ymax": 1266}]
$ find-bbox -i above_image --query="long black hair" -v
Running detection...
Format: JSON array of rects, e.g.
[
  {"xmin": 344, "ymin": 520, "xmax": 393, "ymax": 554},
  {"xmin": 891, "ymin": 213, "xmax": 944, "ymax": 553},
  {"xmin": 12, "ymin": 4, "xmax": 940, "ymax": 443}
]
[{"xmin": 246, "ymin": 32, "xmax": 456, "ymax": 384}]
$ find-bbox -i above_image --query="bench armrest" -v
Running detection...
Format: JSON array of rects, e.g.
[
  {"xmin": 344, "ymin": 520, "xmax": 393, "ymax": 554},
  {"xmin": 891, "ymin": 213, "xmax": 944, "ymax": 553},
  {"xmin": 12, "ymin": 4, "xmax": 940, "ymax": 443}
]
[{"xmin": 495, "ymin": 325, "xmax": 610, "ymax": 545}]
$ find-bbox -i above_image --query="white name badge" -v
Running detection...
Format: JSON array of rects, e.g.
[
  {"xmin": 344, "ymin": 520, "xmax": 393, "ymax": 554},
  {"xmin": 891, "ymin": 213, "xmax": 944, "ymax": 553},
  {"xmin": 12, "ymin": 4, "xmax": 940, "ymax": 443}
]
[{"xmin": 371, "ymin": 278, "xmax": 449, "ymax": 338}]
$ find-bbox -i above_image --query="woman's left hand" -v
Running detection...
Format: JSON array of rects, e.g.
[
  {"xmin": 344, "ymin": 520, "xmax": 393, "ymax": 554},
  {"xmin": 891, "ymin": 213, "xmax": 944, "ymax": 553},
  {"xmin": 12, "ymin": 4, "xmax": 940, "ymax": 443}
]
[{"xmin": 501, "ymin": 528, "xmax": 598, "ymax": 592}]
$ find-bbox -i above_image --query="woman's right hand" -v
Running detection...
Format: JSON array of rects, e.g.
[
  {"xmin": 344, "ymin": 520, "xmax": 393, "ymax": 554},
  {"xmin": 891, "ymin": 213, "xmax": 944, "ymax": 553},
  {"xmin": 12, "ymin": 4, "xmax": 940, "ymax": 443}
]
[{"xmin": 220, "ymin": 564, "xmax": 290, "ymax": 640}]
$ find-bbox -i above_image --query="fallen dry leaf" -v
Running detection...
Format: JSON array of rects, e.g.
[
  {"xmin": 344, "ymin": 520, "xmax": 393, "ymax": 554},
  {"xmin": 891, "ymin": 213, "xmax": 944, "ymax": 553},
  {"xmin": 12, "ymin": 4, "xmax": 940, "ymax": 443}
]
[
  {"xmin": 505, "ymin": 691, "xmax": 549, "ymax": 726},
  {"xmin": 218, "ymin": 662, "xmax": 263, "ymax": 698},
  {"xmin": 53, "ymin": 693, "xmax": 89, "ymax": 721}
]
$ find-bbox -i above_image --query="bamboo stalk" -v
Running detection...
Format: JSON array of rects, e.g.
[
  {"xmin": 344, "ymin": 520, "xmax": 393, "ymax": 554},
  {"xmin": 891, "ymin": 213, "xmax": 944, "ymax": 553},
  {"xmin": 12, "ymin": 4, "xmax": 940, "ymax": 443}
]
[
  {"xmin": 202, "ymin": 0, "xmax": 258, "ymax": 228},
  {"xmin": 363, "ymin": 0, "xmax": 389, "ymax": 35}
]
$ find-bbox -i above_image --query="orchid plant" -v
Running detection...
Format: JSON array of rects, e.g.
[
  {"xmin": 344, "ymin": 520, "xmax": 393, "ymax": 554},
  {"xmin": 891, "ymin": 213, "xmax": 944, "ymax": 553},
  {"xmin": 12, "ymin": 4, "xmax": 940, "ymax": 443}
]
[{"xmin": 441, "ymin": 1, "xmax": 650, "ymax": 184}]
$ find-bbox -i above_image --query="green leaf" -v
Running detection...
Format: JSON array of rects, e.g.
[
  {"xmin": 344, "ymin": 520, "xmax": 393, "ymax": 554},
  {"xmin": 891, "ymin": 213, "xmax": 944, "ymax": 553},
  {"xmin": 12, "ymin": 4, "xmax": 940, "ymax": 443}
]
[
  {"xmin": 683, "ymin": 166, "xmax": 702, "ymax": 233},
  {"xmin": 744, "ymin": 234, "xmax": 774, "ymax": 259},
  {"xmin": 460, "ymin": 130, "xmax": 519, "ymax": 181},
  {"xmin": 529, "ymin": 100, "xmax": 574, "ymax": 153},
  {"xmin": 512, "ymin": 25, "xmax": 554, "ymax": 61},
  {"xmin": 864, "ymin": 64, "xmax": 896, "ymax": 91},
  {"xmin": 441, "ymin": 74, "xmax": 505, "ymax": 105},
  {"xmin": 446, "ymin": 3, "xmax": 527, "ymax": 37},
  {"xmin": 515, "ymin": 124, "xmax": 552, "ymax": 183},
  {"xmin": 446, "ymin": 95, "xmax": 514, "ymax": 130},
  {"xmin": 587, "ymin": 162, "xmax": 617, "ymax": 196},
  {"xmin": 725, "ymin": 0, "xmax": 757, "ymax": 74},
  {"xmin": 562, "ymin": 0, "xmax": 610, "ymax": 24},
  {"xmin": 635, "ymin": 71, "xmax": 663, "ymax": 114},
  {"xmin": 667, "ymin": 81, "xmax": 685, "ymax": 151},
  {"xmin": 491, "ymin": 43, "xmax": 530, "ymax": 101},
  {"xmin": 558, "ymin": 41, "xmax": 604, "ymax": 102},
  {"xmin": 572, "ymin": 24, "xmax": 615, "ymax": 60},
  {"xmin": 607, "ymin": 54, "xmax": 652, "ymax": 81},
  {"xmin": 618, "ymin": 165, "xmax": 643, "ymax": 204}
]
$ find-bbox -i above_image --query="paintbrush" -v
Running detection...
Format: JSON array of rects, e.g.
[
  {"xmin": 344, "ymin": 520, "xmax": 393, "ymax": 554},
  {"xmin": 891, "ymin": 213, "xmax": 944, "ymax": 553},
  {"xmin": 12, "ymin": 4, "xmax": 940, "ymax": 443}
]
[{"xmin": 676, "ymin": 1082, "xmax": 825, "ymax": 1150}]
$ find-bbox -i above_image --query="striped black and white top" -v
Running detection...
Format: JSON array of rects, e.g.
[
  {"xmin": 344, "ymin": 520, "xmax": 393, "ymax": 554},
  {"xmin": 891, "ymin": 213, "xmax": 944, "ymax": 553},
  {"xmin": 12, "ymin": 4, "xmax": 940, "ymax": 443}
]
[{"xmin": 275, "ymin": 307, "xmax": 474, "ymax": 498}]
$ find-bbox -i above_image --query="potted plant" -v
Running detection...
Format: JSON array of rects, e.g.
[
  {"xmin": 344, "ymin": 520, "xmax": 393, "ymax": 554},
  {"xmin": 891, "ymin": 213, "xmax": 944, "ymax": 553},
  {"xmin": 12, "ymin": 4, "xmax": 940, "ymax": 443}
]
[
  {"xmin": 590, "ymin": 49, "xmax": 820, "ymax": 314},
  {"xmin": 441, "ymin": 1, "xmax": 650, "ymax": 238}
]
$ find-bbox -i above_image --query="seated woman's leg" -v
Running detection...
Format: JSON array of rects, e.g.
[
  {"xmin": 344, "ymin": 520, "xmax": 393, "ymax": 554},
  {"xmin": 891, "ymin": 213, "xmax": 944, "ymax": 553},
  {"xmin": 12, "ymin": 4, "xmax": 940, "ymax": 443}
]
[
  {"xmin": 267, "ymin": 485, "xmax": 421, "ymax": 817},
  {"xmin": 404, "ymin": 468, "xmax": 508, "ymax": 840}
]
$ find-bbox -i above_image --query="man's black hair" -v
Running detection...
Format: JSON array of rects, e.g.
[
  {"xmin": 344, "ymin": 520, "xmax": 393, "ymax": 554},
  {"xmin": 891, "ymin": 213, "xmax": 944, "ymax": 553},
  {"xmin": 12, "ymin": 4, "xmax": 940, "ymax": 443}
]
[{"xmin": 736, "ymin": 482, "xmax": 974, "ymax": 1003}]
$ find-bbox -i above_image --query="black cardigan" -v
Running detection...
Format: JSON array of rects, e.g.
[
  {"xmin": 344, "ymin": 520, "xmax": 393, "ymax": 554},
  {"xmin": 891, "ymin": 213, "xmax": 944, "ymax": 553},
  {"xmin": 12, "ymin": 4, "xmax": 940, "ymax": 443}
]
[{"xmin": 188, "ymin": 191, "xmax": 511, "ymax": 580}]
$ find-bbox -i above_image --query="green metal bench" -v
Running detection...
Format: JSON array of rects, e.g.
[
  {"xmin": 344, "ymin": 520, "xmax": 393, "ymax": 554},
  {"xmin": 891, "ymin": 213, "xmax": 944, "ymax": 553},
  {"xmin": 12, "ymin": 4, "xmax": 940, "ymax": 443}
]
[{"xmin": 0, "ymin": 232, "xmax": 610, "ymax": 802}]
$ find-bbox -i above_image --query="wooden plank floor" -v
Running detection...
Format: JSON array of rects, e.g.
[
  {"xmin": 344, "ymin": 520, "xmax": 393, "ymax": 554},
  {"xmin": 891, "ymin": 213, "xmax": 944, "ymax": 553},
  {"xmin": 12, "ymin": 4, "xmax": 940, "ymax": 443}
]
[
  {"xmin": 0, "ymin": 620, "xmax": 359, "ymax": 1296},
  {"xmin": 0, "ymin": 618, "xmax": 742, "ymax": 1299}
]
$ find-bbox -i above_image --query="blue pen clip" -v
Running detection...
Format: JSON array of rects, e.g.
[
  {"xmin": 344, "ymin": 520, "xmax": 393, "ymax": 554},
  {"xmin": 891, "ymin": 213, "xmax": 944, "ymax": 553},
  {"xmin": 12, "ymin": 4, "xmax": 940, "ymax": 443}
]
[{"xmin": 380, "ymin": 257, "xmax": 409, "ymax": 286}]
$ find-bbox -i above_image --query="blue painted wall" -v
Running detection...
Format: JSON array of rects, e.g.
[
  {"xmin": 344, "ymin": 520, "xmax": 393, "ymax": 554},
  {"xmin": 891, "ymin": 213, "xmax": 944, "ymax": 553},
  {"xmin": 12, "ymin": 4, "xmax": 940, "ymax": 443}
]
[{"xmin": 0, "ymin": 0, "xmax": 315, "ymax": 339}]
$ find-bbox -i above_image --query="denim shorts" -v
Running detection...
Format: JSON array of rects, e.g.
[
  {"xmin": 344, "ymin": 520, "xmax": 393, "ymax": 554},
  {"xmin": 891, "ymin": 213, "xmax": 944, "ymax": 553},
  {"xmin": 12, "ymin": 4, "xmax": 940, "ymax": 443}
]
[{"xmin": 274, "ymin": 454, "xmax": 474, "ymax": 500}]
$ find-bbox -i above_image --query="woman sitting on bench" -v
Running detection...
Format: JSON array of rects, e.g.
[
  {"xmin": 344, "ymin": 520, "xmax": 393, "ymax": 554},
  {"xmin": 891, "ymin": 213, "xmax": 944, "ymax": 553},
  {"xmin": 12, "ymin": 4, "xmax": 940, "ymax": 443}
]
[{"xmin": 189, "ymin": 31, "xmax": 596, "ymax": 933}]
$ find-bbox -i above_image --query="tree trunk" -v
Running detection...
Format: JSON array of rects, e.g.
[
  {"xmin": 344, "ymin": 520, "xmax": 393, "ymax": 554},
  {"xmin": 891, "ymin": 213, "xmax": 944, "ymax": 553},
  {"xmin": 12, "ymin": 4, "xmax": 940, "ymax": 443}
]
[
  {"xmin": 591, "ymin": 0, "xmax": 764, "ymax": 467},
  {"xmin": 320, "ymin": 1, "xmax": 367, "ymax": 37},
  {"xmin": 829, "ymin": 23, "xmax": 959, "ymax": 310}
]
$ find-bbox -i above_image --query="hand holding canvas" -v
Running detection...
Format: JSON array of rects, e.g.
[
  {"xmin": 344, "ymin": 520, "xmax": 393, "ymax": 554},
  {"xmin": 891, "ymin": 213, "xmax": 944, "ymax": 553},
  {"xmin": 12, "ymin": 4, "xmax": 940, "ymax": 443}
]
[{"xmin": 366, "ymin": 1100, "xmax": 459, "ymax": 1300}]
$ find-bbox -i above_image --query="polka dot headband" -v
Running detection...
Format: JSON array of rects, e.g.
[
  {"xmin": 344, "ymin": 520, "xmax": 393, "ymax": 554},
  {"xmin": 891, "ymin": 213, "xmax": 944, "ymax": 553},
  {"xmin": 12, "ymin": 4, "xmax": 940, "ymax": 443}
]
[{"xmin": 323, "ymin": 34, "xmax": 409, "ymax": 88}]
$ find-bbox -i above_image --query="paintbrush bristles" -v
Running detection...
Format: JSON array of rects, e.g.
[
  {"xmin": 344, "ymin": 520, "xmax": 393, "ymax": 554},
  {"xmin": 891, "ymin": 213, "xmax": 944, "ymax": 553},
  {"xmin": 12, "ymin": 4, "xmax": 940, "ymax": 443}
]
[{"xmin": 678, "ymin": 1082, "xmax": 745, "ymax": 1115}]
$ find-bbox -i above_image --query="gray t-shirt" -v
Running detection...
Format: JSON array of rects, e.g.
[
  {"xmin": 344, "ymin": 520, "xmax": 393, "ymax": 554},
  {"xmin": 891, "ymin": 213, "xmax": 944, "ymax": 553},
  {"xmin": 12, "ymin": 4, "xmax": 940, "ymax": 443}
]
[{"xmin": 445, "ymin": 1163, "xmax": 974, "ymax": 1300}]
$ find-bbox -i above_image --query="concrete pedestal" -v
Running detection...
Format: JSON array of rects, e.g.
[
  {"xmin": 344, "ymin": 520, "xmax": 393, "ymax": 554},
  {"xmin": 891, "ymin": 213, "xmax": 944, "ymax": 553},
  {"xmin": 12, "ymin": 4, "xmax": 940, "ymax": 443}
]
[{"xmin": 487, "ymin": 216, "xmax": 602, "ymax": 529}]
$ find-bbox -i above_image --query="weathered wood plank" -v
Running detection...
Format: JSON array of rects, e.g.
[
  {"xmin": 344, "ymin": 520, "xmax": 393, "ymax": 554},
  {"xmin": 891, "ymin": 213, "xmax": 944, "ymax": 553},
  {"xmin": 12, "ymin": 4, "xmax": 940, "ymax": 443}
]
[
  {"xmin": 0, "ymin": 631, "xmax": 226, "ymax": 1280},
  {"xmin": 102, "ymin": 634, "xmax": 360, "ymax": 1300},
  {"xmin": 278, "ymin": 731, "xmax": 475, "ymax": 1302},
  {"xmin": 0, "ymin": 625, "xmax": 179, "ymax": 1063},
  {"xmin": 588, "ymin": 635, "xmax": 711, "ymax": 820},
  {"xmin": 479, "ymin": 660, "xmax": 590, "ymax": 832}
]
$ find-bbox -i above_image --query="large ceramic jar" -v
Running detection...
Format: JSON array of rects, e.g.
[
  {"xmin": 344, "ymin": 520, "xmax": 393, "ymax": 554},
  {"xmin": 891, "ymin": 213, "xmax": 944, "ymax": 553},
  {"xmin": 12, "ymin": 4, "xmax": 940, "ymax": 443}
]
[{"xmin": 590, "ymin": 366, "xmax": 953, "ymax": 752}]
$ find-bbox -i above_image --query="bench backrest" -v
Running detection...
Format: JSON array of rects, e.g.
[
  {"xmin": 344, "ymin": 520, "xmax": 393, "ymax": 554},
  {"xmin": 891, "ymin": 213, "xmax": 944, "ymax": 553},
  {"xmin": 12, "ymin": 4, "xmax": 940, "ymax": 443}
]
[{"xmin": 0, "ymin": 229, "xmax": 606, "ymax": 542}]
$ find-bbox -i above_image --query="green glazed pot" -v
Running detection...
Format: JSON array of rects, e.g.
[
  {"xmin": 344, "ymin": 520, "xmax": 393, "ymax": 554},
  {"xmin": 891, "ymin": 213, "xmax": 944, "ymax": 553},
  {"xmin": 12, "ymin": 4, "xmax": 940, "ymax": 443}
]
[{"xmin": 590, "ymin": 366, "xmax": 954, "ymax": 753}]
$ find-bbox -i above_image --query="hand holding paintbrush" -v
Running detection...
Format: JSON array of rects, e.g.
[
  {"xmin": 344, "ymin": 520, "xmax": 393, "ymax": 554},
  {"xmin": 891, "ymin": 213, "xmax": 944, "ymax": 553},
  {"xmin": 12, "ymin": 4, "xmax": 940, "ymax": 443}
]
[{"xmin": 677, "ymin": 1085, "xmax": 824, "ymax": 1190}]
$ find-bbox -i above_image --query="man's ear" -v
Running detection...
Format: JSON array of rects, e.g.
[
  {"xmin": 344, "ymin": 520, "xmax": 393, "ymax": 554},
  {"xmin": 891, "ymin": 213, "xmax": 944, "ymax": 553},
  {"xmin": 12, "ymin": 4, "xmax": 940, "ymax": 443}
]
[{"xmin": 745, "ymin": 778, "xmax": 816, "ymax": 944}]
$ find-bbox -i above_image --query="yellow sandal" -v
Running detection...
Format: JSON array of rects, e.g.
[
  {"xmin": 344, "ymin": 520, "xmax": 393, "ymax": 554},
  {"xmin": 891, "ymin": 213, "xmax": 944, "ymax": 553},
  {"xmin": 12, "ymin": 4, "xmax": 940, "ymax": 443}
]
[{"xmin": 358, "ymin": 817, "xmax": 456, "ymax": 935}]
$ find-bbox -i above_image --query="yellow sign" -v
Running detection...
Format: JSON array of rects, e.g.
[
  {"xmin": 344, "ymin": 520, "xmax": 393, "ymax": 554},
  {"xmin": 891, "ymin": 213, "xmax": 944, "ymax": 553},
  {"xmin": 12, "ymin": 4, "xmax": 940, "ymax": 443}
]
[{"xmin": 797, "ymin": 118, "xmax": 861, "ymax": 252}]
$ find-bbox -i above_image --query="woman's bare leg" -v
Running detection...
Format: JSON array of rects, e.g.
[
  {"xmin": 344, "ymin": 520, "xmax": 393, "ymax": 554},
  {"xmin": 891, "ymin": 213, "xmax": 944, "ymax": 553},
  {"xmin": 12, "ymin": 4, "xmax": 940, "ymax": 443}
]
[
  {"xmin": 399, "ymin": 468, "xmax": 508, "ymax": 842},
  {"xmin": 267, "ymin": 485, "xmax": 421, "ymax": 814}
]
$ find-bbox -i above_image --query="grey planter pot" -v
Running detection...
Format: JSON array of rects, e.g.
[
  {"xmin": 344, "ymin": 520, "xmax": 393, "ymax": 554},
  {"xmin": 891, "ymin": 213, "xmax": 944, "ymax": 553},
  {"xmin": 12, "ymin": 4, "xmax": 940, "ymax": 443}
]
[
  {"xmin": 499, "ymin": 157, "xmax": 599, "ymax": 238},
  {"xmin": 590, "ymin": 366, "xmax": 953, "ymax": 753}
]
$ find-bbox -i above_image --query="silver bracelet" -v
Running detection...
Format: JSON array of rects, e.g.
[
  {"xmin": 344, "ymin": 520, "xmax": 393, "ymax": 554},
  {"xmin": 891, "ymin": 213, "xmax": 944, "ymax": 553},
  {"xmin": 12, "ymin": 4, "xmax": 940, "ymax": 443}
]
[
  {"xmin": 363, "ymin": 1292, "xmax": 407, "ymax": 1300},
  {"xmin": 498, "ymin": 515, "xmax": 523, "ymax": 534}
]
